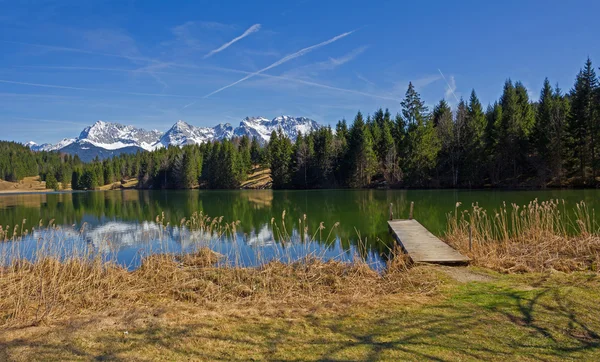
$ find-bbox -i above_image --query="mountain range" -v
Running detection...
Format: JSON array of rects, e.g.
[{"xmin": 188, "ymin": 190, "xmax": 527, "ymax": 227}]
[{"xmin": 27, "ymin": 116, "xmax": 319, "ymax": 162}]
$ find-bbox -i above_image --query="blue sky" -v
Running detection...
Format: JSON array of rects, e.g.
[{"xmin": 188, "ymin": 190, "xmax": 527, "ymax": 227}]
[{"xmin": 1, "ymin": 0, "xmax": 599, "ymax": 144}]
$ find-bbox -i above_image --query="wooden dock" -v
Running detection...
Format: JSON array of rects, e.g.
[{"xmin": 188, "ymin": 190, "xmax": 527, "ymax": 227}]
[{"xmin": 388, "ymin": 219, "xmax": 470, "ymax": 265}]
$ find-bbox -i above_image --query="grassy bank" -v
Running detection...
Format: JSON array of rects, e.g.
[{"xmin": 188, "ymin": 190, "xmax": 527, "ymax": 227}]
[
  {"xmin": 1, "ymin": 270, "xmax": 599, "ymax": 361},
  {"xmin": 0, "ymin": 200, "xmax": 599, "ymax": 360}
]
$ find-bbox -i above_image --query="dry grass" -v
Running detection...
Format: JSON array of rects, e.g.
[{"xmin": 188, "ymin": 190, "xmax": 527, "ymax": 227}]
[
  {"xmin": 0, "ymin": 176, "xmax": 52, "ymax": 193},
  {"xmin": 241, "ymin": 166, "xmax": 272, "ymax": 189},
  {"xmin": 0, "ymin": 214, "xmax": 437, "ymax": 328},
  {"xmin": 0, "ymin": 250, "xmax": 437, "ymax": 328},
  {"xmin": 97, "ymin": 178, "xmax": 138, "ymax": 190},
  {"xmin": 446, "ymin": 199, "xmax": 600, "ymax": 273}
]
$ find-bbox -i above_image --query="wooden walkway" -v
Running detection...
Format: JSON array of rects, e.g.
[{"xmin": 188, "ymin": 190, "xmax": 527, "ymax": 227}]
[{"xmin": 388, "ymin": 219, "xmax": 470, "ymax": 265}]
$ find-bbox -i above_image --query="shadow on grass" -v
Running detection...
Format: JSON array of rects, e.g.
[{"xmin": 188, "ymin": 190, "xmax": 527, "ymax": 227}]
[{"xmin": 1, "ymin": 282, "xmax": 600, "ymax": 361}]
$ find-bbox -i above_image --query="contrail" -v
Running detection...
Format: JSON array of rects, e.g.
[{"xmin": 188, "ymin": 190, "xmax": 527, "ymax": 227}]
[
  {"xmin": 438, "ymin": 68, "xmax": 459, "ymax": 103},
  {"xmin": 1, "ymin": 40, "xmax": 162, "ymax": 64},
  {"xmin": 184, "ymin": 29, "xmax": 356, "ymax": 108},
  {"xmin": 204, "ymin": 24, "xmax": 261, "ymax": 59},
  {"xmin": 18, "ymin": 61, "xmax": 401, "ymax": 102},
  {"xmin": 0, "ymin": 79, "xmax": 197, "ymax": 98}
]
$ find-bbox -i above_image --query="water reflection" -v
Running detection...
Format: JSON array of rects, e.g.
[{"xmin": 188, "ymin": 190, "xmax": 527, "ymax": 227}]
[
  {"xmin": 0, "ymin": 189, "xmax": 598, "ymax": 268},
  {"xmin": 2, "ymin": 219, "xmax": 384, "ymax": 270}
]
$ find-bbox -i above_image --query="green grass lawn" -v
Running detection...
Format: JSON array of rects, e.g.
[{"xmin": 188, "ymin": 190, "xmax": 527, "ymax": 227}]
[{"xmin": 1, "ymin": 268, "xmax": 599, "ymax": 361}]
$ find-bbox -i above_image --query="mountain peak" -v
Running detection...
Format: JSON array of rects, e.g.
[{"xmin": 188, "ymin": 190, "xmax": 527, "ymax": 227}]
[{"xmin": 28, "ymin": 115, "xmax": 320, "ymax": 158}]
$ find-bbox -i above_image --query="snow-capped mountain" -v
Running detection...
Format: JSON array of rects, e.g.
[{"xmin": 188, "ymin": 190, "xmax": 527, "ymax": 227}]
[
  {"xmin": 26, "ymin": 116, "xmax": 320, "ymax": 161},
  {"xmin": 78, "ymin": 121, "xmax": 163, "ymax": 151},
  {"xmin": 234, "ymin": 116, "xmax": 319, "ymax": 143},
  {"xmin": 27, "ymin": 138, "xmax": 76, "ymax": 152},
  {"xmin": 159, "ymin": 120, "xmax": 216, "ymax": 147}
]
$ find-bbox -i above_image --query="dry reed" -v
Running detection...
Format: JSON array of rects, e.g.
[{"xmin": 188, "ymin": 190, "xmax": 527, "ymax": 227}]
[
  {"xmin": 446, "ymin": 199, "xmax": 600, "ymax": 273},
  {"xmin": 0, "ymin": 212, "xmax": 436, "ymax": 328}
]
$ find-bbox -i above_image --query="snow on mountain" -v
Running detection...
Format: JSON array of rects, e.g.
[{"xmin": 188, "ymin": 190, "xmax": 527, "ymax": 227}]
[
  {"xmin": 26, "ymin": 116, "xmax": 320, "ymax": 159},
  {"xmin": 234, "ymin": 115, "xmax": 319, "ymax": 143},
  {"xmin": 78, "ymin": 121, "xmax": 163, "ymax": 151},
  {"xmin": 27, "ymin": 138, "xmax": 76, "ymax": 152},
  {"xmin": 159, "ymin": 120, "xmax": 216, "ymax": 147}
]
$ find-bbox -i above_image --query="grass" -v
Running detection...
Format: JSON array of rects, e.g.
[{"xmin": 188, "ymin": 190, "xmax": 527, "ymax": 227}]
[
  {"xmin": 1, "ymin": 270, "xmax": 598, "ymax": 361},
  {"xmin": 0, "ymin": 176, "xmax": 52, "ymax": 193},
  {"xmin": 241, "ymin": 166, "xmax": 272, "ymax": 189},
  {"xmin": 0, "ymin": 199, "xmax": 599, "ymax": 360},
  {"xmin": 98, "ymin": 178, "xmax": 139, "ymax": 191}
]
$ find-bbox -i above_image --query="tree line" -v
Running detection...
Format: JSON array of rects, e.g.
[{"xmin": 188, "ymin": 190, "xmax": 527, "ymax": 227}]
[
  {"xmin": 269, "ymin": 58, "xmax": 600, "ymax": 189},
  {"xmin": 0, "ymin": 141, "xmax": 81, "ymax": 185},
  {"xmin": 1, "ymin": 58, "xmax": 599, "ymax": 190}
]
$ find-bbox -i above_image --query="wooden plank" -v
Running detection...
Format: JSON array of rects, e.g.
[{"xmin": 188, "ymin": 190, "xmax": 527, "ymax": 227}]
[{"xmin": 388, "ymin": 219, "xmax": 470, "ymax": 264}]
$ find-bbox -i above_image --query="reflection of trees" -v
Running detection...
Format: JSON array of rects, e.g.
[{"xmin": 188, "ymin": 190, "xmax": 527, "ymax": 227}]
[{"xmin": 1, "ymin": 189, "xmax": 599, "ymax": 255}]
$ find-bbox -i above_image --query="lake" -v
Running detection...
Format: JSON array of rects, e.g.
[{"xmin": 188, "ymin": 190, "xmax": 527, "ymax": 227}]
[{"xmin": 1, "ymin": 189, "xmax": 599, "ymax": 269}]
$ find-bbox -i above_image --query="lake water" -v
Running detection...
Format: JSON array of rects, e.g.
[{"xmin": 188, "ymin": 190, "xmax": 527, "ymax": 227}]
[{"xmin": 0, "ymin": 189, "xmax": 598, "ymax": 269}]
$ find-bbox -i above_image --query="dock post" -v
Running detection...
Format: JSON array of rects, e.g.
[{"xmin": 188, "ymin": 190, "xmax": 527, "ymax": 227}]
[
  {"xmin": 389, "ymin": 203, "xmax": 393, "ymax": 220},
  {"xmin": 409, "ymin": 202, "xmax": 414, "ymax": 220}
]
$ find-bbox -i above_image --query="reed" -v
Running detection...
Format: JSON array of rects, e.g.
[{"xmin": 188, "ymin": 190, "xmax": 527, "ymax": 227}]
[
  {"xmin": 445, "ymin": 199, "xmax": 600, "ymax": 273},
  {"xmin": 0, "ymin": 212, "xmax": 435, "ymax": 328}
]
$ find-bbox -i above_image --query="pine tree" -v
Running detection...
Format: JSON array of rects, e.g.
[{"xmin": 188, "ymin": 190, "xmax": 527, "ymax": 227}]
[
  {"xmin": 403, "ymin": 84, "xmax": 439, "ymax": 186},
  {"xmin": 181, "ymin": 147, "xmax": 198, "ymax": 188},
  {"xmin": 515, "ymin": 81, "xmax": 536, "ymax": 137},
  {"xmin": 269, "ymin": 130, "xmax": 293, "ymax": 189},
  {"xmin": 453, "ymin": 99, "xmax": 469, "ymax": 186},
  {"xmin": 497, "ymin": 79, "xmax": 531, "ymax": 183},
  {"xmin": 71, "ymin": 168, "xmax": 81, "ymax": 190},
  {"xmin": 250, "ymin": 137, "xmax": 262, "ymax": 165},
  {"xmin": 238, "ymin": 135, "xmax": 252, "ymax": 175},
  {"xmin": 401, "ymin": 82, "xmax": 428, "ymax": 126},
  {"xmin": 292, "ymin": 132, "xmax": 313, "ymax": 188},
  {"xmin": 369, "ymin": 111, "xmax": 383, "ymax": 161},
  {"xmin": 433, "ymin": 99, "xmax": 454, "ymax": 185},
  {"xmin": 45, "ymin": 173, "xmax": 59, "ymax": 190},
  {"xmin": 568, "ymin": 58, "xmax": 599, "ymax": 183},
  {"xmin": 81, "ymin": 168, "xmax": 98, "ymax": 190},
  {"xmin": 348, "ymin": 111, "xmax": 377, "ymax": 187},
  {"xmin": 103, "ymin": 160, "xmax": 114, "ymax": 185},
  {"xmin": 381, "ymin": 120, "xmax": 401, "ymax": 185},
  {"xmin": 334, "ymin": 120, "xmax": 350, "ymax": 186},
  {"xmin": 464, "ymin": 89, "xmax": 487, "ymax": 186},
  {"xmin": 532, "ymin": 78, "xmax": 555, "ymax": 183}
]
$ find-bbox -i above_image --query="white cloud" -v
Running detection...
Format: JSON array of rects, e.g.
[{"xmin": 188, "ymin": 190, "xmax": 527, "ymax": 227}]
[
  {"xmin": 171, "ymin": 21, "xmax": 202, "ymax": 49},
  {"xmin": 204, "ymin": 24, "xmax": 261, "ymax": 59}
]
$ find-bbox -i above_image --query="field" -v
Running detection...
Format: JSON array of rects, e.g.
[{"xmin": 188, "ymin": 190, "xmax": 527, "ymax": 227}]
[
  {"xmin": 0, "ymin": 176, "xmax": 51, "ymax": 194},
  {"xmin": 0, "ymin": 199, "xmax": 599, "ymax": 361},
  {"xmin": 0, "ymin": 176, "xmax": 140, "ymax": 194}
]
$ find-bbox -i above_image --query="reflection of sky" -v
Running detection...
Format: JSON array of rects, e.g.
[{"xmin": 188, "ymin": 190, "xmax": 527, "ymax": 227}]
[{"xmin": 1, "ymin": 221, "xmax": 386, "ymax": 271}]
